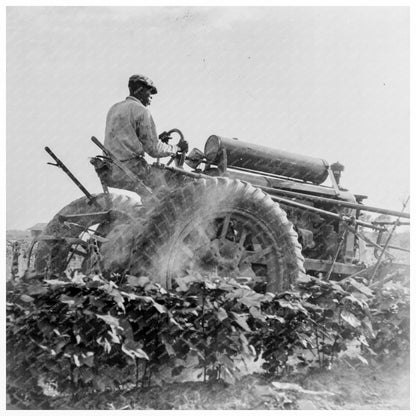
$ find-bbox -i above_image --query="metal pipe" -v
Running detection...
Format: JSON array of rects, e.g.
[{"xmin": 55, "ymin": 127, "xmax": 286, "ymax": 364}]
[
  {"xmin": 179, "ymin": 162, "xmax": 410, "ymax": 219},
  {"xmin": 257, "ymin": 185, "xmax": 410, "ymax": 219},
  {"xmin": 166, "ymin": 166, "xmax": 386, "ymax": 231},
  {"xmin": 216, "ymin": 163, "xmax": 316, "ymax": 184},
  {"xmin": 370, "ymin": 196, "xmax": 410, "ymax": 283},
  {"xmin": 270, "ymin": 195, "xmax": 386, "ymax": 231},
  {"xmin": 373, "ymin": 221, "xmax": 410, "ymax": 226}
]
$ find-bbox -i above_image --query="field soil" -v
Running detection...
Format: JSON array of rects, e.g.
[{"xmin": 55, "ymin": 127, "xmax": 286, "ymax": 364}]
[{"xmin": 14, "ymin": 360, "xmax": 408, "ymax": 410}]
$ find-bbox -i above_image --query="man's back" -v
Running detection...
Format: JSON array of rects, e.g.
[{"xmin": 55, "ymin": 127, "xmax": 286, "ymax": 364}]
[
  {"xmin": 105, "ymin": 95, "xmax": 176, "ymax": 160},
  {"xmin": 104, "ymin": 96, "xmax": 151, "ymax": 160}
]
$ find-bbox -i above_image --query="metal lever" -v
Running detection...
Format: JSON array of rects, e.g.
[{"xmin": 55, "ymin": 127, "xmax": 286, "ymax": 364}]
[{"xmin": 45, "ymin": 146, "xmax": 102, "ymax": 210}]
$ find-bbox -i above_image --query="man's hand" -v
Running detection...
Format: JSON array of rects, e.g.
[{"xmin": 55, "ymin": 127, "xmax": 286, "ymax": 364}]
[
  {"xmin": 177, "ymin": 140, "xmax": 189, "ymax": 153},
  {"xmin": 159, "ymin": 131, "xmax": 171, "ymax": 144}
]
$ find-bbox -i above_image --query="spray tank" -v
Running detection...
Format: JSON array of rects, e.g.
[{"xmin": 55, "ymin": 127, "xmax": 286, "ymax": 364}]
[{"xmin": 203, "ymin": 135, "xmax": 329, "ymax": 185}]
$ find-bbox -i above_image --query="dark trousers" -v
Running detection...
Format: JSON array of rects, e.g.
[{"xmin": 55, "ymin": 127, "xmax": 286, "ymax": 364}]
[{"xmin": 92, "ymin": 156, "xmax": 172, "ymax": 199}]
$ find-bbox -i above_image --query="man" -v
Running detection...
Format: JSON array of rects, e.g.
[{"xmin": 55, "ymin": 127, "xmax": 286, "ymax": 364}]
[{"xmin": 102, "ymin": 74, "xmax": 188, "ymax": 194}]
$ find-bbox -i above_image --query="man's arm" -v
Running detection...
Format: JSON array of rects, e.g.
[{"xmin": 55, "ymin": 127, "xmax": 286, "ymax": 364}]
[{"xmin": 136, "ymin": 108, "xmax": 179, "ymax": 158}]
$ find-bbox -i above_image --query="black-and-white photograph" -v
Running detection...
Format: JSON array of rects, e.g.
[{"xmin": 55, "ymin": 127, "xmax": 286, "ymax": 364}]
[{"xmin": 5, "ymin": 4, "xmax": 412, "ymax": 410}]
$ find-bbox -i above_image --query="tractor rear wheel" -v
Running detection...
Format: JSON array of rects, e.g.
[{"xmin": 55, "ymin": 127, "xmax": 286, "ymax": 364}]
[
  {"xmin": 34, "ymin": 193, "xmax": 143, "ymax": 276},
  {"xmin": 129, "ymin": 178, "xmax": 304, "ymax": 292}
]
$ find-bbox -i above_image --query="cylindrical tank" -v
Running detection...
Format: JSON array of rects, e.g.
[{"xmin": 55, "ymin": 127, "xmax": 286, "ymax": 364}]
[{"xmin": 204, "ymin": 135, "xmax": 329, "ymax": 185}]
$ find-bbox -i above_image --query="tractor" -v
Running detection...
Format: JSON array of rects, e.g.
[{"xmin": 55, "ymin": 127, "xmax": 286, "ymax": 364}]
[{"xmin": 27, "ymin": 130, "xmax": 410, "ymax": 292}]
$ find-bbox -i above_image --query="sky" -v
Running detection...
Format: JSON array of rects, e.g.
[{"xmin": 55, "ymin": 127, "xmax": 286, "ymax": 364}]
[{"xmin": 6, "ymin": 6, "xmax": 410, "ymax": 229}]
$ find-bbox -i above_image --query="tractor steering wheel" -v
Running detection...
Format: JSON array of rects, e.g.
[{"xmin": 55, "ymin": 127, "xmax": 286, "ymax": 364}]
[{"xmin": 165, "ymin": 128, "xmax": 187, "ymax": 168}]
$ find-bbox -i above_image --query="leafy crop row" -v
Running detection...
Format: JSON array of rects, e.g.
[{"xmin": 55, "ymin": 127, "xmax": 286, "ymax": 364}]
[{"xmin": 6, "ymin": 267, "xmax": 409, "ymax": 409}]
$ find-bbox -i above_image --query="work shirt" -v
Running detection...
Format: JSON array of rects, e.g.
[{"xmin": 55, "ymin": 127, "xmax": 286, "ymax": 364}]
[{"xmin": 104, "ymin": 96, "xmax": 178, "ymax": 160}]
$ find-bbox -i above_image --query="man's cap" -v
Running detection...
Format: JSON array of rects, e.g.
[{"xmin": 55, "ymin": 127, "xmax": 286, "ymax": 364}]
[{"xmin": 128, "ymin": 74, "xmax": 158, "ymax": 94}]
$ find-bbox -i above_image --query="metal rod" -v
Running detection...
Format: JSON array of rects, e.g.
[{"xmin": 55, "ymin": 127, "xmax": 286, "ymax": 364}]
[
  {"xmin": 325, "ymin": 227, "xmax": 348, "ymax": 280},
  {"xmin": 58, "ymin": 211, "xmax": 111, "ymax": 221},
  {"xmin": 340, "ymin": 264, "xmax": 374, "ymax": 282},
  {"xmin": 63, "ymin": 223, "xmax": 90, "ymax": 270},
  {"xmin": 257, "ymin": 185, "xmax": 410, "ymax": 219},
  {"xmin": 166, "ymin": 165, "xmax": 204, "ymax": 179},
  {"xmin": 270, "ymin": 195, "xmax": 385, "ymax": 231},
  {"xmin": 346, "ymin": 225, "xmax": 395, "ymax": 259},
  {"xmin": 45, "ymin": 147, "xmax": 103, "ymax": 210},
  {"xmin": 219, "ymin": 163, "xmax": 321, "ymax": 185},
  {"xmin": 327, "ymin": 165, "xmax": 341, "ymax": 196},
  {"xmin": 26, "ymin": 240, "xmax": 36, "ymax": 270},
  {"xmin": 168, "ymin": 165, "xmax": 409, "ymax": 220},
  {"xmin": 223, "ymin": 165, "xmax": 409, "ymax": 218},
  {"xmin": 381, "ymin": 244, "xmax": 410, "ymax": 253},
  {"xmin": 370, "ymin": 196, "xmax": 410, "ymax": 283},
  {"xmin": 373, "ymin": 221, "xmax": 410, "ymax": 226},
  {"xmin": 367, "ymin": 243, "xmax": 410, "ymax": 253},
  {"xmin": 167, "ymin": 165, "xmax": 388, "ymax": 231},
  {"xmin": 91, "ymin": 137, "xmax": 153, "ymax": 198}
]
